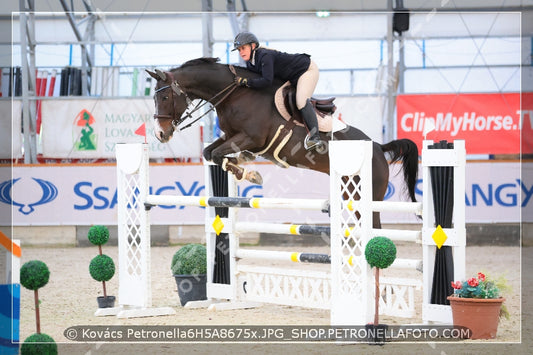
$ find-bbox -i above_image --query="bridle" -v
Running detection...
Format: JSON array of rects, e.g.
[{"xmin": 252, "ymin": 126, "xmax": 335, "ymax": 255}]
[{"xmin": 153, "ymin": 66, "xmax": 238, "ymax": 131}]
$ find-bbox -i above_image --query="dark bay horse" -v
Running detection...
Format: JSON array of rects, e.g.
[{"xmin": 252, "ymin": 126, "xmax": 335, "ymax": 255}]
[{"xmin": 146, "ymin": 57, "xmax": 419, "ymax": 228}]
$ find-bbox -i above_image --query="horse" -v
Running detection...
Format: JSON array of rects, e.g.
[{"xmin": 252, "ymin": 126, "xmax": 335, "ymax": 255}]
[{"xmin": 146, "ymin": 57, "xmax": 419, "ymax": 229}]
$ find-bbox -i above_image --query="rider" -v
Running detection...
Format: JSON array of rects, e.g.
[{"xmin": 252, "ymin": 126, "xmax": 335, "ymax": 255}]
[{"xmin": 232, "ymin": 31, "xmax": 324, "ymax": 151}]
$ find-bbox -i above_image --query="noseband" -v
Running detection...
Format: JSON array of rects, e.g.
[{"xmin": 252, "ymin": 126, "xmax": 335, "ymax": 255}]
[{"xmin": 153, "ymin": 66, "xmax": 238, "ymax": 131}]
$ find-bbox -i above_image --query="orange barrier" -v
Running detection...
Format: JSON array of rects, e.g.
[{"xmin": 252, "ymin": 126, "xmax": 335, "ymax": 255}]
[{"xmin": 0, "ymin": 231, "xmax": 21, "ymax": 258}]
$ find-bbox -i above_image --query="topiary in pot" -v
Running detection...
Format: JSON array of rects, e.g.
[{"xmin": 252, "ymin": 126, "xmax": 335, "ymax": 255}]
[
  {"xmin": 171, "ymin": 244, "xmax": 207, "ymax": 275},
  {"xmin": 89, "ymin": 254, "xmax": 115, "ymax": 308},
  {"xmin": 87, "ymin": 225, "xmax": 115, "ymax": 308},
  {"xmin": 20, "ymin": 333, "xmax": 57, "ymax": 355},
  {"xmin": 20, "ymin": 260, "xmax": 50, "ymax": 334},
  {"xmin": 170, "ymin": 244, "xmax": 207, "ymax": 306},
  {"xmin": 364, "ymin": 236, "xmax": 397, "ymax": 343},
  {"xmin": 87, "ymin": 225, "xmax": 110, "ymax": 255}
]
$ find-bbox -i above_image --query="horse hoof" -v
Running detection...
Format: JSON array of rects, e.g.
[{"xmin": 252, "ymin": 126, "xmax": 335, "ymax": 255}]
[{"xmin": 246, "ymin": 170, "xmax": 263, "ymax": 185}]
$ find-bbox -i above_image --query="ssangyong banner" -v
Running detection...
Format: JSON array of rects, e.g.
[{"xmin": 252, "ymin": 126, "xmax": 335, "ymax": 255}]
[
  {"xmin": 40, "ymin": 98, "xmax": 202, "ymax": 159},
  {"xmin": 397, "ymin": 93, "xmax": 533, "ymax": 155},
  {"xmin": 1, "ymin": 161, "xmax": 529, "ymax": 227}
]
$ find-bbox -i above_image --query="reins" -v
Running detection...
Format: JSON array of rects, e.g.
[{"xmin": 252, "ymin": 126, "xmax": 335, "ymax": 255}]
[{"xmin": 154, "ymin": 65, "xmax": 238, "ymax": 131}]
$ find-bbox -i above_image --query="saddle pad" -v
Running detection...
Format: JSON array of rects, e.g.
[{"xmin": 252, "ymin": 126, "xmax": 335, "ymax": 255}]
[{"xmin": 274, "ymin": 82, "xmax": 336, "ymax": 133}]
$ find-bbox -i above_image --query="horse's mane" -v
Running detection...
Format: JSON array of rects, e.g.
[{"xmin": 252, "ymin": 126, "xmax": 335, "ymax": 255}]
[
  {"xmin": 170, "ymin": 56, "xmax": 281, "ymax": 91},
  {"xmin": 180, "ymin": 57, "xmax": 220, "ymax": 69}
]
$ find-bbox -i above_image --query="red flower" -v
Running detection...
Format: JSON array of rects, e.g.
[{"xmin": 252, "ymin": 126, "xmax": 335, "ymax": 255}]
[
  {"xmin": 467, "ymin": 277, "xmax": 479, "ymax": 287},
  {"xmin": 451, "ymin": 281, "xmax": 462, "ymax": 289},
  {"xmin": 477, "ymin": 272, "xmax": 486, "ymax": 281}
]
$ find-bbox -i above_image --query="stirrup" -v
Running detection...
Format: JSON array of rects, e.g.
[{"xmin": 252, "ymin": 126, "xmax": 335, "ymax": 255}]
[{"xmin": 304, "ymin": 134, "xmax": 323, "ymax": 151}]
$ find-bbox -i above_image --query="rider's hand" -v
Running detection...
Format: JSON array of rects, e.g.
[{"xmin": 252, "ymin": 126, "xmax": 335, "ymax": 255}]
[{"xmin": 235, "ymin": 76, "xmax": 248, "ymax": 87}]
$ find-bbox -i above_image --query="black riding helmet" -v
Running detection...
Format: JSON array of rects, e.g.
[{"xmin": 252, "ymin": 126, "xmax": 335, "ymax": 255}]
[{"xmin": 232, "ymin": 32, "xmax": 259, "ymax": 51}]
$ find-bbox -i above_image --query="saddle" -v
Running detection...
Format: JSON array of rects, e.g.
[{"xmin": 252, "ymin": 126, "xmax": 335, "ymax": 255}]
[{"xmin": 274, "ymin": 82, "xmax": 336, "ymax": 132}]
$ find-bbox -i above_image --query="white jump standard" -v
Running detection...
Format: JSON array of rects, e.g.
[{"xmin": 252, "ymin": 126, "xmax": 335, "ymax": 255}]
[{"xmin": 106, "ymin": 143, "xmax": 176, "ymax": 318}]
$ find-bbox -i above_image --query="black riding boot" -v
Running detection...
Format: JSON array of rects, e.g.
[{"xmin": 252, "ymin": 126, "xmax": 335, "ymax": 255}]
[{"xmin": 300, "ymin": 99, "xmax": 323, "ymax": 151}]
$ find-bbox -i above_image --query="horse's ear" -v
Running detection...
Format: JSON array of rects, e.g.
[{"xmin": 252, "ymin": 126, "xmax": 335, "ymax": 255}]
[
  {"xmin": 145, "ymin": 69, "xmax": 159, "ymax": 80},
  {"xmin": 154, "ymin": 69, "xmax": 167, "ymax": 81}
]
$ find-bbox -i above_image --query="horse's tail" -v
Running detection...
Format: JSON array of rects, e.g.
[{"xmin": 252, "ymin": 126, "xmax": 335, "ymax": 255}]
[{"xmin": 380, "ymin": 139, "xmax": 419, "ymax": 202}]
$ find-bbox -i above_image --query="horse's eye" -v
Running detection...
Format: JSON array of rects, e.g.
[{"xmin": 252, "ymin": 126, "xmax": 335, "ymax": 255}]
[{"xmin": 163, "ymin": 96, "xmax": 169, "ymax": 101}]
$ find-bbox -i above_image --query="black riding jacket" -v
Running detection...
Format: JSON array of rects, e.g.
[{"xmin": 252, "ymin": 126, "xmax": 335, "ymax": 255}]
[{"xmin": 245, "ymin": 48, "xmax": 311, "ymax": 89}]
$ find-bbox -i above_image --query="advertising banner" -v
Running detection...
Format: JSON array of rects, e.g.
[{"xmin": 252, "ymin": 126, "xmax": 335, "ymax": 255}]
[
  {"xmin": 397, "ymin": 93, "xmax": 533, "ymax": 155},
  {"xmin": 5, "ymin": 163, "xmax": 329, "ymax": 226},
  {"xmin": 40, "ymin": 98, "xmax": 202, "ymax": 159},
  {"xmin": 37, "ymin": 96, "xmax": 384, "ymax": 160},
  {"xmin": 2, "ymin": 161, "xmax": 529, "ymax": 227}
]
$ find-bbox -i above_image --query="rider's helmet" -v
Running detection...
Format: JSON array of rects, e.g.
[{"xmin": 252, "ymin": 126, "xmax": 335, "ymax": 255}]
[{"xmin": 232, "ymin": 32, "xmax": 259, "ymax": 51}]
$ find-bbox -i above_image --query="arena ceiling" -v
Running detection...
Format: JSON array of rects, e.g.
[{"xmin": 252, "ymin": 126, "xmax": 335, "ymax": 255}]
[{"xmin": 3, "ymin": 0, "xmax": 533, "ymax": 14}]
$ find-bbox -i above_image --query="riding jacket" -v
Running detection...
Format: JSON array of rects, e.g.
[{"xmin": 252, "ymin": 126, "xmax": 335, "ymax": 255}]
[{"xmin": 245, "ymin": 48, "xmax": 311, "ymax": 89}]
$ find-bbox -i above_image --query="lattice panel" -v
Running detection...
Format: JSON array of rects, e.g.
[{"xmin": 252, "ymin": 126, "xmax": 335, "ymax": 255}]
[
  {"xmin": 237, "ymin": 266, "xmax": 331, "ymax": 309},
  {"xmin": 123, "ymin": 173, "xmax": 143, "ymax": 277},
  {"xmin": 339, "ymin": 174, "xmax": 365, "ymax": 298},
  {"xmin": 379, "ymin": 277, "xmax": 422, "ymax": 318}
]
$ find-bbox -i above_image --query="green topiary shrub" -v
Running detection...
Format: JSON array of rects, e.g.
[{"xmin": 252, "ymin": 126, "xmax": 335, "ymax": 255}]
[
  {"xmin": 21, "ymin": 333, "xmax": 57, "ymax": 355},
  {"xmin": 171, "ymin": 244, "xmax": 207, "ymax": 276},
  {"xmin": 89, "ymin": 254, "xmax": 115, "ymax": 282},
  {"xmin": 20, "ymin": 260, "xmax": 50, "ymax": 291},
  {"xmin": 365, "ymin": 236, "xmax": 397, "ymax": 269},
  {"xmin": 87, "ymin": 225, "xmax": 110, "ymax": 246}
]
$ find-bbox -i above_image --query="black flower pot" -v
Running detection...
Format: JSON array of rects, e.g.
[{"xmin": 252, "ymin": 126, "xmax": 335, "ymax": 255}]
[
  {"xmin": 174, "ymin": 274, "xmax": 207, "ymax": 306},
  {"xmin": 365, "ymin": 323, "xmax": 388, "ymax": 345},
  {"xmin": 97, "ymin": 295, "xmax": 116, "ymax": 308}
]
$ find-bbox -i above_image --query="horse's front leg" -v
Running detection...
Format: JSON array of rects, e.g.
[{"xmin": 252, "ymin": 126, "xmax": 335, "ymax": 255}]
[
  {"xmin": 203, "ymin": 137, "xmax": 226, "ymax": 162},
  {"xmin": 210, "ymin": 133, "xmax": 263, "ymax": 185},
  {"xmin": 236, "ymin": 151, "xmax": 256, "ymax": 164}
]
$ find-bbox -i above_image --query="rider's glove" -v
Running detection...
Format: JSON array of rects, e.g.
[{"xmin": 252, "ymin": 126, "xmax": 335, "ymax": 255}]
[{"xmin": 235, "ymin": 76, "xmax": 248, "ymax": 87}]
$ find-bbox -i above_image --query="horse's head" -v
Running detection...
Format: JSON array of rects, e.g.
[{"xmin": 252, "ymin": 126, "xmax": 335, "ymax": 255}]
[{"xmin": 146, "ymin": 69, "xmax": 190, "ymax": 143}]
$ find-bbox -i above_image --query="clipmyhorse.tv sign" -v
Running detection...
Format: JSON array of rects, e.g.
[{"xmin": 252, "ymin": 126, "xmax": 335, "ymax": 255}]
[{"xmin": 397, "ymin": 92, "xmax": 532, "ymax": 155}]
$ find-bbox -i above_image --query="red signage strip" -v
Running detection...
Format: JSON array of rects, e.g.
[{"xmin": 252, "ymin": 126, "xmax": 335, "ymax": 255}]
[{"xmin": 397, "ymin": 93, "xmax": 533, "ymax": 155}]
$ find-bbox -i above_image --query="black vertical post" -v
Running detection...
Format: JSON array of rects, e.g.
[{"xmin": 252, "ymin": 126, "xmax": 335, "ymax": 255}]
[
  {"xmin": 14, "ymin": 67, "xmax": 22, "ymax": 96},
  {"xmin": 8, "ymin": 67, "xmax": 13, "ymax": 97},
  {"xmin": 429, "ymin": 140, "xmax": 455, "ymax": 305},
  {"xmin": 71, "ymin": 68, "xmax": 81, "ymax": 96},
  {"xmin": 59, "ymin": 68, "xmax": 68, "ymax": 96},
  {"xmin": 210, "ymin": 165, "xmax": 231, "ymax": 284}
]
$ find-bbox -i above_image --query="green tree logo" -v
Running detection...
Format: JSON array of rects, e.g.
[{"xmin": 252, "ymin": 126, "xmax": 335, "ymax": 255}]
[{"xmin": 73, "ymin": 109, "xmax": 97, "ymax": 151}]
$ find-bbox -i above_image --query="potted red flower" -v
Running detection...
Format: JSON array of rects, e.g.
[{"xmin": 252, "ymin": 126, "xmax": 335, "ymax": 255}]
[{"xmin": 448, "ymin": 272, "xmax": 510, "ymax": 339}]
